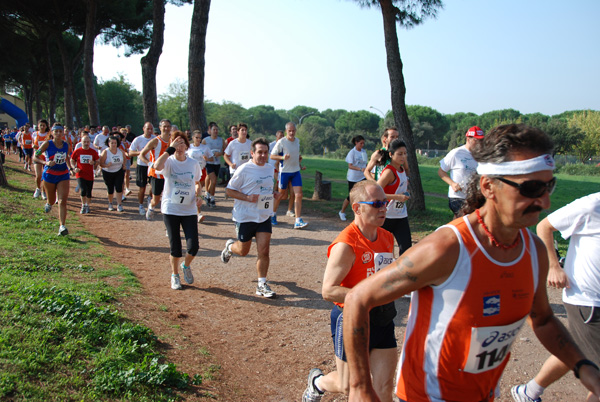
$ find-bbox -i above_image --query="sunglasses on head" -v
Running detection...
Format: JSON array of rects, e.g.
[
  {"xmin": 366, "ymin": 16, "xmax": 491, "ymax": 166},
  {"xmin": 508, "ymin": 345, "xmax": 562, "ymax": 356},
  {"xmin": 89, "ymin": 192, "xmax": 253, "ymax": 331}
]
[
  {"xmin": 357, "ymin": 200, "xmax": 389, "ymax": 208},
  {"xmin": 495, "ymin": 177, "xmax": 556, "ymax": 198}
]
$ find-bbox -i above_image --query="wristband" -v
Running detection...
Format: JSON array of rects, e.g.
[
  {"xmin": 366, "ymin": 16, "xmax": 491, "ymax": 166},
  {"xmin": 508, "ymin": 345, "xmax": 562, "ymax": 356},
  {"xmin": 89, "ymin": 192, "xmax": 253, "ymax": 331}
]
[
  {"xmin": 573, "ymin": 359, "xmax": 599, "ymax": 379},
  {"xmin": 166, "ymin": 147, "xmax": 176, "ymax": 155}
]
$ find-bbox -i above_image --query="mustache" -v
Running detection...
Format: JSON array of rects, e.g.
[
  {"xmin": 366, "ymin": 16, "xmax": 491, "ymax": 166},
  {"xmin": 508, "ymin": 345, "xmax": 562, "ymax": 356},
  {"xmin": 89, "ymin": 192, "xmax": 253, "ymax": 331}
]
[{"xmin": 523, "ymin": 205, "xmax": 543, "ymax": 215}]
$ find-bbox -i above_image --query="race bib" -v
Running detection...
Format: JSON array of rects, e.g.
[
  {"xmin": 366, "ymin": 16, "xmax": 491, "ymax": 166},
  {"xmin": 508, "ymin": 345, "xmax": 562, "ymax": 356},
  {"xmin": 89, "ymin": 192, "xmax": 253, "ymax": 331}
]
[
  {"xmin": 394, "ymin": 201, "xmax": 405, "ymax": 209},
  {"xmin": 463, "ymin": 317, "xmax": 526, "ymax": 374},
  {"xmin": 211, "ymin": 149, "xmax": 220, "ymax": 156},
  {"xmin": 112, "ymin": 155, "xmax": 122, "ymax": 164},
  {"xmin": 170, "ymin": 180, "xmax": 194, "ymax": 205},
  {"xmin": 54, "ymin": 152, "xmax": 67, "ymax": 164},
  {"xmin": 367, "ymin": 252, "xmax": 394, "ymax": 277},
  {"xmin": 240, "ymin": 151, "xmax": 250, "ymax": 161},
  {"xmin": 25, "ymin": 140, "xmax": 32, "ymax": 145},
  {"xmin": 80, "ymin": 155, "xmax": 93, "ymax": 164},
  {"xmin": 259, "ymin": 194, "xmax": 273, "ymax": 210}
]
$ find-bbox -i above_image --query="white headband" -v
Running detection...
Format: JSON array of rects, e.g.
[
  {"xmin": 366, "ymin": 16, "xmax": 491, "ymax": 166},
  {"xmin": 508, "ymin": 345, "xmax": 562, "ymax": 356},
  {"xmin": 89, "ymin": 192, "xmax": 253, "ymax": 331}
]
[{"xmin": 476, "ymin": 154, "xmax": 555, "ymax": 175}]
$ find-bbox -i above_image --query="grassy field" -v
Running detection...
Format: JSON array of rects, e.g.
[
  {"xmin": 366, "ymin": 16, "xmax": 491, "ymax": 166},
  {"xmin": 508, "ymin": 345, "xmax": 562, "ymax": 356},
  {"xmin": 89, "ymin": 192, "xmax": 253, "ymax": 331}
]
[{"xmin": 0, "ymin": 163, "xmax": 201, "ymax": 401}]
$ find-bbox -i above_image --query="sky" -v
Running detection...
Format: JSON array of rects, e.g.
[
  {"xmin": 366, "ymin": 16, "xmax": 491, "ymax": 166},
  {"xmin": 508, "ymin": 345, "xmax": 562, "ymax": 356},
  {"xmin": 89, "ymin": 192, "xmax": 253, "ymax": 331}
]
[{"xmin": 93, "ymin": 0, "xmax": 600, "ymax": 117}]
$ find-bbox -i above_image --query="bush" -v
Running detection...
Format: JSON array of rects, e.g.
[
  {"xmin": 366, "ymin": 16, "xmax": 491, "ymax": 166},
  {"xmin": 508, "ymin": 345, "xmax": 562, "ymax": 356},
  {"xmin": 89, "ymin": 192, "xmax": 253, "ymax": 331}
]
[{"xmin": 555, "ymin": 163, "xmax": 600, "ymax": 176}]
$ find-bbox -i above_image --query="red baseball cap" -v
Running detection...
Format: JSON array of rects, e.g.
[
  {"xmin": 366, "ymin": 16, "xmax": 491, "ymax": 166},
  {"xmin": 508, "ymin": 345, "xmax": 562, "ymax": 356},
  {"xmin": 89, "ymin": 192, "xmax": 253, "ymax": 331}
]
[{"xmin": 466, "ymin": 126, "xmax": 484, "ymax": 138}]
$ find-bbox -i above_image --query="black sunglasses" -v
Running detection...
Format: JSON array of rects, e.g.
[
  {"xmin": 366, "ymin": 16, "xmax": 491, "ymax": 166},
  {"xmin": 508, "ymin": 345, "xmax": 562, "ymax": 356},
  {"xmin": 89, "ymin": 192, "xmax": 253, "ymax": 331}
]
[
  {"xmin": 357, "ymin": 200, "xmax": 389, "ymax": 208},
  {"xmin": 495, "ymin": 177, "xmax": 556, "ymax": 198}
]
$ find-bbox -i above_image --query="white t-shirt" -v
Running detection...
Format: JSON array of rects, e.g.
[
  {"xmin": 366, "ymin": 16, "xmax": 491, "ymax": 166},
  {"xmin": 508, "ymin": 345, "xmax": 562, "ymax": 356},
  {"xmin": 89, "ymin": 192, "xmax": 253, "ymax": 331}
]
[
  {"xmin": 158, "ymin": 156, "xmax": 202, "ymax": 216},
  {"xmin": 227, "ymin": 161, "xmax": 275, "ymax": 223},
  {"xmin": 224, "ymin": 138, "xmax": 252, "ymax": 174},
  {"xmin": 93, "ymin": 133, "xmax": 109, "ymax": 152},
  {"xmin": 271, "ymin": 137, "xmax": 300, "ymax": 173},
  {"xmin": 345, "ymin": 147, "xmax": 368, "ymax": 182},
  {"xmin": 268, "ymin": 140, "xmax": 280, "ymax": 169},
  {"xmin": 439, "ymin": 145, "xmax": 477, "ymax": 199},
  {"xmin": 129, "ymin": 135, "xmax": 155, "ymax": 167},
  {"xmin": 101, "ymin": 148, "xmax": 124, "ymax": 173},
  {"xmin": 203, "ymin": 136, "xmax": 223, "ymax": 166},
  {"xmin": 548, "ymin": 192, "xmax": 600, "ymax": 307},
  {"xmin": 186, "ymin": 144, "xmax": 212, "ymax": 170}
]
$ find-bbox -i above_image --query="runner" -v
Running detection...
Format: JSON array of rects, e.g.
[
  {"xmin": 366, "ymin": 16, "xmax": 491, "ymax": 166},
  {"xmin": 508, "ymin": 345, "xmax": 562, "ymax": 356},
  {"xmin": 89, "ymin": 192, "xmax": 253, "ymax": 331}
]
[
  {"xmin": 140, "ymin": 119, "xmax": 172, "ymax": 220},
  {"xmin": 187, "ymin": 129, "xmax": 213, "ymax": 222},
  {"xmin": 220, "ymin": 137, "xmax": 281, "ymax": 298},
  {"xmin": 376, "ymin": 139, "xmax": 412, "ymax": 255},
  {"xmin": 70, "ymin": 134, "xmax": 99, "ymax": 214},
  {"xmin": 364, "ymin": 127, "xmax": 400, "ymax": 181},
  {"xmin": 153, "ymin": 131, "xmax": 203, "ymax": 290},
  {"xmin": 202, "ymin": 123, "xmax": 224, "ymax": 208},
  {"xmin": 99, "ymin": 135, "xmax": 127, "ymax": 212},
  {"xmin": 302, "ymin": 180, "xmax": 397, "ymax": 402},
  {"xmin": 342, "ymin": 124, "xmax": 600, "ymax": 402},
  {"xmin": 32, "ymin": 119, "xmax": 51, "ymax": 200},
  {"xmin": 223, "ymin": 123, "xmax": 252, "ymax": 179},
  {"xmin": 128, "ymin": 122, "xmax": 156, "ymax": 215},
  {"xmin": 21, "ymin": 126, "xmax": 33, "ymax": 171},
  {"xmin": 118, "ymin": 128, "xmax": 132, "ymax": 200},
  {"xmin": 33, "ymin": 125, "xmax": 74, "ymax": 236},
  {"xmin": 339, "ymin": 135, "xmax": 368, "ymax": 221}
]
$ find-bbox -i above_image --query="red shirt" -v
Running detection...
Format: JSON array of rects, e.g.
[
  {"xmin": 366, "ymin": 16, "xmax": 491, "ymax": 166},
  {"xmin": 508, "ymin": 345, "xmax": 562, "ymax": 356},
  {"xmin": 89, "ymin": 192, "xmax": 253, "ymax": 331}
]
[{"xmin": 71, "ymin": 147, "xmax": 99, "ymax": 181}]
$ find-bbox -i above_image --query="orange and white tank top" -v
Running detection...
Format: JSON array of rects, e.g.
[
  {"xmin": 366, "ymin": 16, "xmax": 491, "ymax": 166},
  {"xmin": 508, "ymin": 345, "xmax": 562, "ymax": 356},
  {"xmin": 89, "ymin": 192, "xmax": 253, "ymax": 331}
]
[
  {"xmin": 396, "ymin": 216, "xmax": 539, "ymax": 402},
  {"xmin": 34, "ymin": 131, "xmax": 50, "ymax": 161},
  {"xmin": 148, "ymin": 137, "xmax": 169, "ymax": 179}
]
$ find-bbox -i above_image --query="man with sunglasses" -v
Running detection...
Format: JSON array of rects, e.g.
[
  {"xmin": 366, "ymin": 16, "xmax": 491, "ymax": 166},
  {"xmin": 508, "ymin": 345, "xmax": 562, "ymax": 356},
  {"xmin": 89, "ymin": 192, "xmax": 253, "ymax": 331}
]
[
  {"xmin": 302, "ymin": 180, "xmax": 397, "ymax": 402},
  {"xmin": 342, "ymin": 124, "xmax": 600, "ymax": 402},
  {"xmin": 511, "ymin": 192, "xmax": 600, "ymax": 402},
  {"xmin": 438, "ymin": 126, "xmax": 484, "ymax": 218}
]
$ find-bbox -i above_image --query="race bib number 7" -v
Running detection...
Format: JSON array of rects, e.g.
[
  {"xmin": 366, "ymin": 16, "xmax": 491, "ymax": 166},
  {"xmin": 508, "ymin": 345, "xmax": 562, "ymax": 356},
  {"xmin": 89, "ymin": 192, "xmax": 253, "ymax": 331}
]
[
  {"xmin": 463, "ymin": 317, "xmax": 526, "ymax": 373},
  {"xmin": 170, "ymin": 181, "xmax": 194, "ymax": 205}
]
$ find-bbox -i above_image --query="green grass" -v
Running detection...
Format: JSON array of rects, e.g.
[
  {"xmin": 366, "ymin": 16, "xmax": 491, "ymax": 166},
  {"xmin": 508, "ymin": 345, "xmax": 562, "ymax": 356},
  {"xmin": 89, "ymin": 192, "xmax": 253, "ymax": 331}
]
[{"xmin": 0, "ymin": 164, "xmax": 198, "ymax": 401}]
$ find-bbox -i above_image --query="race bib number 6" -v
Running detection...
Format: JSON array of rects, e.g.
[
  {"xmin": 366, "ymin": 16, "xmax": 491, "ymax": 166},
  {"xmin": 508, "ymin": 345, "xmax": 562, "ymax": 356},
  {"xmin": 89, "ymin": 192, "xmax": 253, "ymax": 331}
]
[
  {"xmin": 259, "ymin": 194, "xmax": 273, "ymax": 210},
  {"xmin": 463, "ymin": 317, "xmax": 526, "ymax": 373}
]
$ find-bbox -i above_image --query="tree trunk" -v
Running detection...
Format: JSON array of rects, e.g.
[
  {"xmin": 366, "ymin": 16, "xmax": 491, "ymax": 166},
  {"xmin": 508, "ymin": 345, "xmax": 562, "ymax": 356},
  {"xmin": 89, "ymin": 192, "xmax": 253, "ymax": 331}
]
[
  {"xmin": 33, "ymin": 77, "xmax": 42, "ymax": 123},
  {"xmin": 141, "ymin": 0, "xmax": 165, "ymax": 127},
  {"xmin": 188, "ymin": 0, "xmax": 211, "ymax": 133},
  {"xmin": 379, "ymin": 0, "xmax": 426, "ymax": 211},
  {"xmin": 45, "ymin": 38, "xmax": 57, "ymax": 124},
  {"xmin": 83, "ymin": 0, "xmax": 100, "ymax": 126},
  {"xmin": 56, "ymin": 34, "xmax": 76, "ymax": 127}
]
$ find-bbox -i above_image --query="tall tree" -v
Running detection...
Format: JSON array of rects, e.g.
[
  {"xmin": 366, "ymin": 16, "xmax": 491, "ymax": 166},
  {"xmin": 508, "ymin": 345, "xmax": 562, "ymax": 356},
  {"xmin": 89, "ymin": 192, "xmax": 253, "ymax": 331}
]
[
  {"xmin": 188, "ymin": 0, "xmax": 211, "ymax": 132},
  {"xmin": 353, "ymin": 0, "xmax": 443, "ymax": 211},
  {"xmin": 140, "ymin": 0, "xmax": 166, "ymax": 127}
]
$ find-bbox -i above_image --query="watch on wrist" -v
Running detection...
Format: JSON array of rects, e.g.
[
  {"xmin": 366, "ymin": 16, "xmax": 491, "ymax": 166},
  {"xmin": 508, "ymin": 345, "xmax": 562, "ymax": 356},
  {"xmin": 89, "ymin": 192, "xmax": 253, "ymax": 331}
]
[{"xmin": 573, "ymin": 359, "xmax": 599, "ymax": 379}]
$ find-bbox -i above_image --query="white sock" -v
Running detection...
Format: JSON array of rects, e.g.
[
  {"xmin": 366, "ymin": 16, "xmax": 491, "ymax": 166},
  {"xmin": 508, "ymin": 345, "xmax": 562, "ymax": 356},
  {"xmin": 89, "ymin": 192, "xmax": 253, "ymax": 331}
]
[
  {"xmin": 296, "ymin": 217, "xmax": 301, "ymax": 223},
  {"xmin": 314, "ymin": 375, "xmax": 324, "ymax": 393},
  {"xmin": 258, "ymin": 277, "xmax": 267, "ymax": 284},
  {"xmin": 525, "ymin": 379, "xmax": 545, "ymax": 399}
]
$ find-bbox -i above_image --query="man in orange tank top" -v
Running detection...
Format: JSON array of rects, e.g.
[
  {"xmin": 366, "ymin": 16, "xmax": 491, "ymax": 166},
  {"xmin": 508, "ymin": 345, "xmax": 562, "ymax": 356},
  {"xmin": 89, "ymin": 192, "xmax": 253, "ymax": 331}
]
[
  {"xmin": 342, "ymin": 124, "xmax": 600, "ymax": 402},
  {"xmin": 139, "ymin": 119, "xmax": 172, "ymax": 221}
]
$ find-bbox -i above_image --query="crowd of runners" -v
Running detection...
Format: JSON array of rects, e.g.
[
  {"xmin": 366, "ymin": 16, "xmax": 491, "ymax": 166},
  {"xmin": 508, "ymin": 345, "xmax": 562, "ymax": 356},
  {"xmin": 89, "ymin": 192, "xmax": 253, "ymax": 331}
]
[{"xmin": 3, "ymin": 119, "xmax": 599, "ymax": 402}]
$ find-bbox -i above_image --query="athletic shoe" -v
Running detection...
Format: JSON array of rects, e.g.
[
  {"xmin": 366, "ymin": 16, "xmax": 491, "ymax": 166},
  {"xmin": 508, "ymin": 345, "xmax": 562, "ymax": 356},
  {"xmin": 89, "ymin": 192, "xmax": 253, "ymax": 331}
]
[
  {"xmin": 44, "ymin": 203, "xmax": 52, "ymax": 213},
  {"xmin": 197, "ymin": 214, "xmax": 205, "ymax": 223},
  {"xmin": 85, "ymin": 205, "xmax": 90, "ymax": 214},
  {"xmin": 302, "ymin": 368, "xmax": 324, "ymax": 402},
  {"xmin": 117, "ymin": 204, "xmax": 124, "ymax": 212},
  {"xmin": 146, "ymin": 207, "xmax": 154, "ymax": 221},
  {"xmin": 108, "ymin": 203, "xmax": 114, "ymax": 211},
  {"xmin": 33, "ymin": 188, "xmax": 41, "ymax": 198},
  {"xmin": 138, "ymin": 205, "xmax": 146, "ymax": 216},
  {"xmin": 286, "ymin": 210, "xmax": 295, "ymax": 217},
  {"xmin": 510, "ymin": 385, "xmax": 541, "ymax": 402},
  {"xmin": 205, "ymin": 197, "xmax": 211, "ymax": 208},
  {"xmin": 125, "ymin": 188, "xmax": 132, "ymax": 196},
  {"xmin": 181, "ymin": 263, "xmax": 194, "ymax": 284},
  {"xmin": 58, "ymin": 225, "xmax": 68, "ymax": 236},
  {"xmin": 271, "ymin": 214, "xmax": 278, "ymax": 226},
  {"xmin": 80, "ymin": 205, "xmax": 86, "ymax": 214},
  {"xmin": 256, "ymin": 282, "xmax": 276, "ymax": 298},
  {"xmin": 171, "ymin": 274, "xmax": 182, "ymax": 290},
  {"xmin": 210, "ymin": 198, "xmax": 216, "ymax": 208},
  {"xmin": 41, "ymin": 191, "xmax": 47, "ymax": 200},
  {"xmin": 220, "ymin": 239, "xmax": 235, "ymax": 263},
  {"xmin": 294, "ymin": 218, "xmax": 308, "ymax": 229},
  {"xmin": 121, "ymin": 194, "xmax": 126, "ymax": 201},
  {"xmin": 338, "ymin": 211, "xmax": 347, "ymax": 221},
  {"xmin": 75, "ymin": 184, "xmax": 80, "ymax": 193}
]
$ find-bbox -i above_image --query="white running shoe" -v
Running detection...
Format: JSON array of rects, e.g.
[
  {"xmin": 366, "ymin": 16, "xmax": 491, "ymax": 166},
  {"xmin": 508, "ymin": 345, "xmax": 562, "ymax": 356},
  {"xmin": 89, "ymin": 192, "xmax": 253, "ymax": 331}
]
[
  {"xmin": 286, "ymin": 210, "xmax": 296, "ymax": 217},
  {"xmin": 75, "ymin": 185, "xmax": 80, "ymax": 193},
  {"xmin": 44, "ymin": 203, "xmax": 52, "ymax": 213},
  {"xmin": 338, "ymin": 211, "xmax": 347, "ymax": 221},
  {"xmin": 181, "ymin": 263, "xmax": 194, "ymax": 284},
  {"xmin": 33, "ymin": 188, "xmax": 41, "ymax": 198},
  {"xmin": 58, "ymin": 225, "xmax": 68, "ymax": 236},
  {"xmin": 121, "ymin": 194, "xmax": 126, "ymax": 201},
  {"xmin": 171, "ymin": 274, "xmax": 182, "ymax": 290},
  {"xmin": 80, "ymin": 205, "xmax": 86, "ymax": 214},
  {"xmin": 256, "ymin": 282, "xmax": 276, "ymax": 298},
  {"xmin": 117, "ymin": 204, "xmax": 124, "ymax": 212},
  {"xmin": 220, "ymin": 239, "xmax": 235, "ymax": 263},
  {"xmin": 294, "ymin": 218, "xmax": 308, "ymax": 229},
  {"xmin": 108, "ymin": 203, "xmax": 114, "ymax": 211},
  {"xmin": 41, "ymin": 191, "xmax": 47, "ymax": 200},
  {"xmin": 146, "ymin": 207, "xmax": 154, "ymax": 221},
  {"xmin": 138, "ymin": 205, "xmax": 146, "ymax": 216},
  {"xmin": 197, "ymin": 214, "xmax": 205, "ymax": 223},
  {"xmin": 302, "ymin": 368, "xmax": 324, "ymax": 402},
  {"xmin": 125, "ymin": 188, "xmax": 132, "ymax": 196},
  {"xmin": 510, "ymin": 385, "xmax": 541, "ymax": 402}
]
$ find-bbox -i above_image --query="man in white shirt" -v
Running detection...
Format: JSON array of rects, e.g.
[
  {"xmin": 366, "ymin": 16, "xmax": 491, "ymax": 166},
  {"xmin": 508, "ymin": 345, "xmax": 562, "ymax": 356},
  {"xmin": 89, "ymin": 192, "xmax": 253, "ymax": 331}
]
[
  {"xmin": 270, "ymin": 122, "xmax": 308, "ymax": 229},
  {"xmin": 438, "ymin": 126, "xmax": 484, "ymax": 218},
  {"xmin": 128, "ymin": 122, "xmax": 156, "ymax": 215},
  {"xmin": 220, "ymin": 137, "xmax": 281, "ymax": 298}
]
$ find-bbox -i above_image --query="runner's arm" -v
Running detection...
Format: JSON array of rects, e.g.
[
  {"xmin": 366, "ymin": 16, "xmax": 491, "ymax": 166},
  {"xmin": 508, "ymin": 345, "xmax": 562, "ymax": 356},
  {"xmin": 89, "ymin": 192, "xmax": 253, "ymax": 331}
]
[
  {"xmin": 321, "ymin": 242, "xmax": 354, "ymax": 304},
  {"xmin": 376, "ymin": 169, "xmax": 409, "ymax": 202},
  {"xmin": 536, "ymin": 217, "xmax": 569, "ymax": 288},
  {"xmin": 438, "ymin": 167, "xmax": 461, "ymax": 193},
  {"xmin": 32, "ymin": 141, "xmax": 50, "ymax": 165},
  {"xmin": 138, "ymin": 139, "xmax": 156, "ymax": 165}
]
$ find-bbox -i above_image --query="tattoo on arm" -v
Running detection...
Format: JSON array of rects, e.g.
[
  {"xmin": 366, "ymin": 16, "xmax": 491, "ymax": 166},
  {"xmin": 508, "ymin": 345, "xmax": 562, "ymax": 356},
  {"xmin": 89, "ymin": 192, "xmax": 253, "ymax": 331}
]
[{"xmin": 381, "ymin": 256, "xmax": 417, "ymax": 291}]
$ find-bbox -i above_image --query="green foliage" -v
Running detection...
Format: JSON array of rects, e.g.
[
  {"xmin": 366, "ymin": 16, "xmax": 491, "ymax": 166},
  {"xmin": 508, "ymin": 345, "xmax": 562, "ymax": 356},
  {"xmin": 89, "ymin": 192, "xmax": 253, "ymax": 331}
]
[
  {"xmin": 567, "ymin": 110, "xmax": 600, "ymax": 163},
  {"xmin": 556, "ymin": 164, "xmax": 600, "ymax": 176},
  {"xmin": 406, "ymin": 105, "xmax": 449, "ymax": 149},
  {"xmin": 334, "ymin": 110, "xmax": 381, "ymax": 134},
  {"xmin": 96, "ymin": 75, "xmax": 144, "ymax": 129},
  {"xmin": 157, "ymin": 79, "xmax": 189, "ymax": 130},
  {"xmin": 246, "ymin": 105, "xmax": 287, "ymax": 136}
]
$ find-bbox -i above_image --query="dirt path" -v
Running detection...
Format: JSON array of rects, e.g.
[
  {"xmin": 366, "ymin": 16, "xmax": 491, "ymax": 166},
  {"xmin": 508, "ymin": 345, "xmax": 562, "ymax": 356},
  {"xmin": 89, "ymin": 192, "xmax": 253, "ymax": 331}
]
[{"xmin": 5, "ymin": 153, "xmax": 587, "ymax": 401}]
